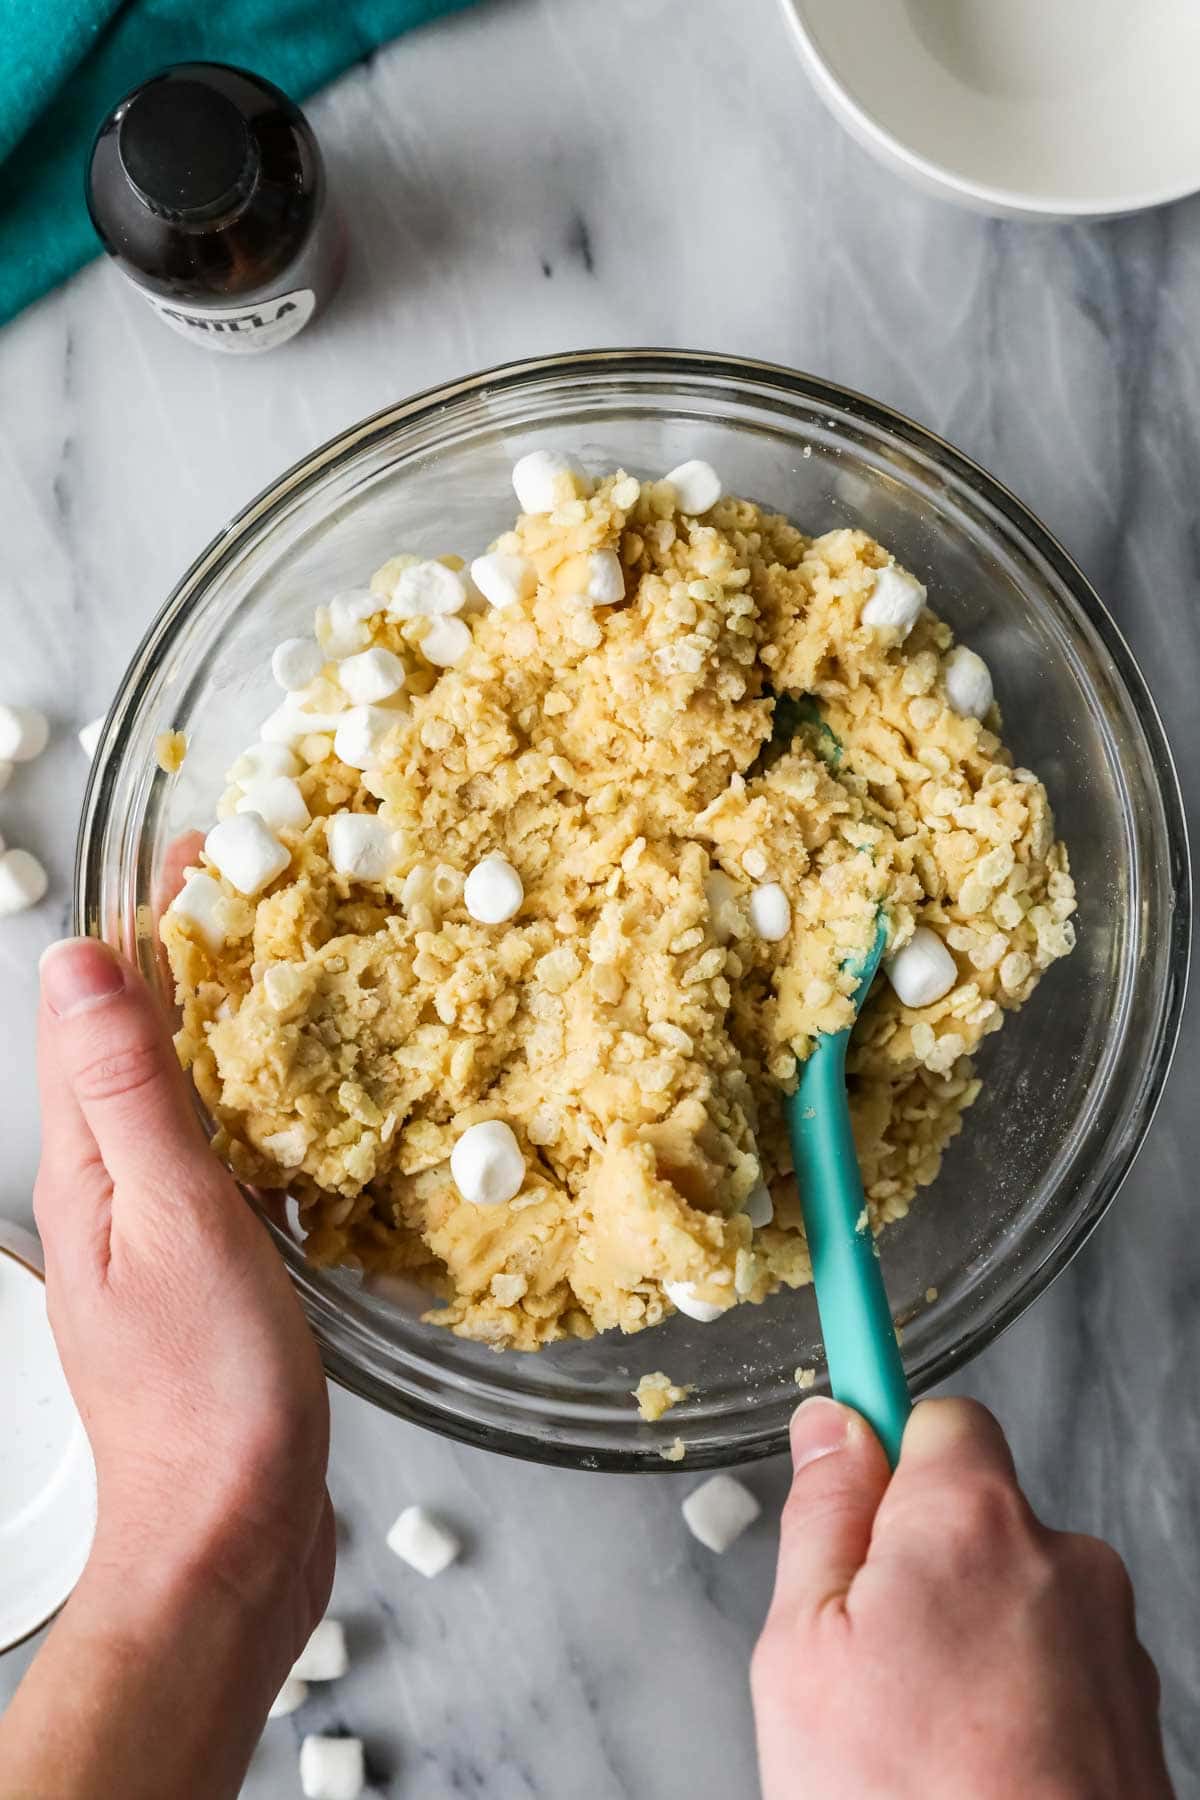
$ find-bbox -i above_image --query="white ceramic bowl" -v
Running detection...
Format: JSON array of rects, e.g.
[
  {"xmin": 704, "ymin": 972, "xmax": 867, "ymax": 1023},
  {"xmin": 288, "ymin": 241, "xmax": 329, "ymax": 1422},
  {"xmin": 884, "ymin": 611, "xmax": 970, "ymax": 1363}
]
[
  {"xmin": 0, "ymin": 1225, "xmax": 96, "ymax": 1649},
  {"xmin": 779, "ymin": 0, "xmax": 1200, "ymax": 220}
]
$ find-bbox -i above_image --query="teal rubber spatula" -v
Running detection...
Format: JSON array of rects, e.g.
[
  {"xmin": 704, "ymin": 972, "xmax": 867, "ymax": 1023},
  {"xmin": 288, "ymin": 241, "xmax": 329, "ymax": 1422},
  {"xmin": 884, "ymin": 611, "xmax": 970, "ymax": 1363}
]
[{"xmin": 784, "ymin": 914, "xmax": 911, "ymax": 1466}]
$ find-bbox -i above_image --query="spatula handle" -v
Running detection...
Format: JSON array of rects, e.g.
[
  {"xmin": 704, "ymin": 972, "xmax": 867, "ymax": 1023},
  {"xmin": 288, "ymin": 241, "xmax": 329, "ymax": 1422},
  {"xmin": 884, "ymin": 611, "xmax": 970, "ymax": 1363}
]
[{"xmin": 786, "ymin": 1032, "xmax": 911, "ymax": 1467}]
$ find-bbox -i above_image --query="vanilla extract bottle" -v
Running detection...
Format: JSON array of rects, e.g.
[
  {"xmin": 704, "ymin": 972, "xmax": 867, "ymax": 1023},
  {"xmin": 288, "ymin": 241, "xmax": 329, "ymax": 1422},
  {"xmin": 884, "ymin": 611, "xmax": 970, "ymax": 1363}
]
[{"xmin": 86, "ymin": 62, "xmax": 344, "ymax": 353}]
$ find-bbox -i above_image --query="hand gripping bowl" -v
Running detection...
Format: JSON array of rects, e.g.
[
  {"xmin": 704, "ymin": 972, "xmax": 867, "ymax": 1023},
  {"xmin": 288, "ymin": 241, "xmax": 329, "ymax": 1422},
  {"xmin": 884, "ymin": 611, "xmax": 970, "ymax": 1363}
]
[{"xmin": 77, "ymin": 350, "xmax": 1190, "ymax": 1471}]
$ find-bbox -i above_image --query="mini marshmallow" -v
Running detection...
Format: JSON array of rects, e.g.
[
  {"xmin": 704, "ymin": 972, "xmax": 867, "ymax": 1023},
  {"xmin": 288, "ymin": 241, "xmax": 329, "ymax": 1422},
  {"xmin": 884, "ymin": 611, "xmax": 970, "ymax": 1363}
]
[
  {"xmin": 0, "ymin": 762, "xmax": 11, "ymax": 793},
  {"xmin": 463, "ymin": 854, "xmax": 523, "ymax": 924},
  {"xmin": 386, "ymin": 1505, "xmax": 461, "ymax": 1578},
  {"xmin": 749, "ymin": 882, "xmax": 791, "ymax": 943},
  {"xmin": 168, "ymin": 872, "xmax": 229, "ymax": 952},
  {"xmin": 237, "ymin": 775, "xmax": 310, "ymax": 833},
  {"xmin": 577, "ymin": 548, "xmax": 625, "ymax": 607},
  {"xmin": 943, "ymin": 645, "xmax": 994, "ymax": 721},
  {"xmin": 333, "ymin": 705, "xmax": 398, "ymax": 771},
  {"xmin": 290, "ymin": 1619, "xmax": 349, "ymax": 1683},
  {"xmin": 885, "ymin": 926, "xmax": 958, "ymax": 1009},
  {"xmin": 272, "ymin": 637, "xmax": 326, "ymax": 692},
  {"xmin": 260, "ymin": 699, "xmax": 343, "ymax": 745},
  {"xmin": 665, "ymin": 459, "xmax": 722, "ymax": 515},
  {"xmin": 470, "ymin": 551, "xmax": 536, "ymax": 610},
  {"xmin": 204, "ymin": 814, "xmax": 290, "ymax": 896},
  {"xmin": 0, "ymin": 704, "xmax": 49, "ymax": 764},
  {"xmin": 78, "ymin": 716, "xmax": 105, "ymax": 760},
  {"xmin": 512, "ymin": 448, "xmax": 586, "ymax": 514},
  {"xmin": 228, "ymin": 742, "xmax": 302, "ymax": 783},
  {"xmin": 665, "ymin": 1280, "xmax": 727, "ymax": 1324},
  {"xmin": 419, "ymin": 614, "xmax": 472, "ymax": 668},
  {"xmin": 337, "ymin": 646, "xmax": 406, "ymax": 704},
  {"xmin": 299, "ymin": 1736, "xmax": 364, "ymax": 1800},
  {"xmin": 682, "ymin": 1474, "xmax": 761, "ymax": 1554},
  {"xmin": 0, "ymin": 848, "xmax": 48, "ymax": 917},
  {"xmin": 450, "ymin": 1119, "xmax": 525, "ymax": 1207},
  {"xmin": 268, "ymin": 1677, "xmax": 308, "ymax": 1720},
  {"xmin": 744, "ymin": 1181, "xmax": 774, "ymax": 1228},
  {"xmin": 390, "ymin": 560, "xmax": 467, "ymax": 619},
  {"xmin": 324, "ymin": 588, "xmax": 379, "ymax": 656},
  {"xmin": 261, "ymin": 1125, "xmax": 309, "ymax": 1168},
  {"xmin": 861, "ymin": 563, "xmax": 926, "ymax": 638},
  {"xmin": 327, "ymin": 812, "xmax": 397, "ymax": 881}
]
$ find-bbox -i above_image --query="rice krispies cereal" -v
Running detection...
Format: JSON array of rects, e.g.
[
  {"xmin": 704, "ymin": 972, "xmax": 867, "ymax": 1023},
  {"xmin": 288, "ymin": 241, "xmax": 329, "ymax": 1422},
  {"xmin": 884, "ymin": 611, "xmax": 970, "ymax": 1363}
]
[{"xmin": 161, "ymin": 470, "xmax": 1075, "ymax": 1350}]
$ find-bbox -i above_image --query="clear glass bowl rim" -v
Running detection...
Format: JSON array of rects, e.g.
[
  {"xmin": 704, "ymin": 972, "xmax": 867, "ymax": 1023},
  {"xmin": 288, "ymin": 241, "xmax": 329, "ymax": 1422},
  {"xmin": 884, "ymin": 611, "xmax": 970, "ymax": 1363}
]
[{"xmin": 75, "ymin": 347, "xmax": 1192, "ymax": 1470}]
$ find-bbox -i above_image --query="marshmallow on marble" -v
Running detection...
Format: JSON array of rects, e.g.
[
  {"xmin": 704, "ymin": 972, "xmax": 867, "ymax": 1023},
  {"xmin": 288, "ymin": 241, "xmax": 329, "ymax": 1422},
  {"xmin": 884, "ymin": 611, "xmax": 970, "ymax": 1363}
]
[
  {"xmin": 204, "ymin": 814, "xmax": 290, "ymax": 896},
  {"xmin": 682, "ymin": 1474, "xmax": 761, "ymax": 1554},
  {"xmin": 861, "ymin": 564, "xmax": 926, "ymax": 639},
  {"xmin": 743, "ymin": 1181, "xmax": 774, "ymax": 1228},
  {"xmin": 323, "ymin": 588, "xmax": 379, "ymax": 656},
  {"xmin": 463, "ymin": 854, "xmax": 523, "ymax": 924},
  {"xmin": 943, "ymin": 645, "xmax": 994, "ymax": 721},
  {"xmin": 299, "ymin": 1736, "xmax": 364, "ymax": 1800},
  {"xmin": 418, "ymin": 614, "xmax": 471, "ymax": 668},
  {"xmin": 450, "ymin": 1119, "xmax": 525, "ymax": 1207},
  {"xmin": 333, "ymin": 705, "xmax": 399, "ymax": 772},
  {"xmin": 272, "ymin": 637, "xmax": 326, "ymax": 692},
  {"xmin": 0, "ymin": 704, "xmax": 49, "ymax": 764},
  {"xmin": 236, "ymin": 775, "xmax": 310, "ymax": 833},
  {"xmin": 268, "ymin": 1677, "xmax": 308, "ymax": 1720},
  {"xmin": 470, "ymin": 551, "xmax": 536, "ymax": 610},
  {"xmin": 0, "ymin": 848, "xmax": 47, "ymax": 917},
  {"xmin": 168, "ymin": 871, "xmax": 229, "ymax": 952},
  {"xmin": 664, "ymin": 459, "xmax": 722, "ymax": 516},
  {"xmin": 386, "ymin": 1505, "xmax": 461, "ymax": 1578},
  {"xmin": 885, "ymin": 925, "xmax": 958, "ymax": 1010},
  {"xmin": 512, "ymin": 449, "xmax": 587, "ymax": 515},
  {"xmin": 228, "ymin": 741, "xmax": 302, "ymax": 783},
  {"xmin": 326, "ymin": 812, "xmax": 397, "ymax": 881},
  {"xmin": 749, "ymin": 882, "xmax": 791, "ymax": 943},
  {"xmin": 290, "ymin": 1619, "xmax": 349, "ymax": 1682},
  {"xmin": 575, "ymin": 548, "xmax": 625, "ymax": 607},
  {"xmin": 78, "ymin": 716, "xmax": 105, "ymax": 760},
  {"xmin": 665, "ymin": 1280, "xmax": 727, "ymax": 1325},
  {"xmin": 337, "ymin": 646, "xmax": 406, "ymax": 705},
  {"xmin": 389, "ymin": 560, "xmax": 467, "ymax": 620}
]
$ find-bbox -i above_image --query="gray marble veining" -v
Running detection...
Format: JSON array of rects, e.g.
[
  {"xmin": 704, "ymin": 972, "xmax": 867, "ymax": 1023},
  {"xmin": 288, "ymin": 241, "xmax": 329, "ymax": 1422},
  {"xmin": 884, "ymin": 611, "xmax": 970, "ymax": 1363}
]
[{"xmin": 1, "ymin": 0, "xmax": 1197, "ymax": 1792}]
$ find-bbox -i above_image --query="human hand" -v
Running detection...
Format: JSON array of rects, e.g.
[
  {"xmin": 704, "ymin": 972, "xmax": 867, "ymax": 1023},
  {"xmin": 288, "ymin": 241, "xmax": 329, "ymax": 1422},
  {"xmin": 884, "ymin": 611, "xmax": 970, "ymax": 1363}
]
[
  {"xmin": 753, "ymin": 1396, "xmax": 1172, "ymax": 1800},
  {"xmin": 4, "ymin": 937, "xmax": 333, "ymax": 1798}
]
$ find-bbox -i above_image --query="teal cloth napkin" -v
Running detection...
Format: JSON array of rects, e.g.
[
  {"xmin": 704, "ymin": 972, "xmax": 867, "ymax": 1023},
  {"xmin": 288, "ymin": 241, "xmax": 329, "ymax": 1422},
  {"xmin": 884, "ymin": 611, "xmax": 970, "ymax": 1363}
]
[{"xmin": 0, "ymin": 0, "xmax": 474, "ymax": 328}]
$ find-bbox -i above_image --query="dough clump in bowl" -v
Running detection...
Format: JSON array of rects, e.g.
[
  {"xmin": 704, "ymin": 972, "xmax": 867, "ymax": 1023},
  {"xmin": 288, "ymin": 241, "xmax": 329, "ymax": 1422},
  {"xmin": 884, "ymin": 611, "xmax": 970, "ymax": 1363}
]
[{"xmin": 161, "ymin": 469, "xmax": 1075, "ymax": 1350}]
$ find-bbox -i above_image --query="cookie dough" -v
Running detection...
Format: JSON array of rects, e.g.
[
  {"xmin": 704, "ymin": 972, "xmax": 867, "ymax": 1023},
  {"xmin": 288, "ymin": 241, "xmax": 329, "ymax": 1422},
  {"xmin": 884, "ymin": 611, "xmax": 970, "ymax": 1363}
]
[
  {"xmin": 162, "ymin": 468, "xmax": 1076, "ymax": 1351},
  {"xmin": 634, "ymin": 1371, "xmax": 692, "ymax": 1422}
]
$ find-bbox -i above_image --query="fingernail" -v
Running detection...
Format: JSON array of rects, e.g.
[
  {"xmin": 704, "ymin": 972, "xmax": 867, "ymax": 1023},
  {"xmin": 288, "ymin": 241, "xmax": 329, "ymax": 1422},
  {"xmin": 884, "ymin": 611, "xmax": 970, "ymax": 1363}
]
[
  {"xmin": 790, "ymin": 1396, "xmax": 851, "ymax": 1472},
  {"xmin": 40, "ymin": 938, "xmax": 125, "ymax": 1017}
]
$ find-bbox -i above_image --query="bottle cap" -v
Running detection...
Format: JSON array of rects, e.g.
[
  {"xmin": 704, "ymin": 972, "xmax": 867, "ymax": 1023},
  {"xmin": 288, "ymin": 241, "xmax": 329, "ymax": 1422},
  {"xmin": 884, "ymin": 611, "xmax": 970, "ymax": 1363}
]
[
  {"xmin": 117, "ymin": 75, "xmax": 260, "ymax": 223},
  {"xmin": 0, "ymin": 1225, "xmax": 96, "ymax": 1650}
]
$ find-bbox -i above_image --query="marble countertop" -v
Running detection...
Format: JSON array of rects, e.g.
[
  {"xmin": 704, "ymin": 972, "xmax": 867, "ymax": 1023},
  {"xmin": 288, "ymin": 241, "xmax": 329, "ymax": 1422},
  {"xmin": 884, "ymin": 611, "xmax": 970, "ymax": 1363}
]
[{"xmin": 1, "ymin": 0, "xmax": 1198, "ymax": 1792}]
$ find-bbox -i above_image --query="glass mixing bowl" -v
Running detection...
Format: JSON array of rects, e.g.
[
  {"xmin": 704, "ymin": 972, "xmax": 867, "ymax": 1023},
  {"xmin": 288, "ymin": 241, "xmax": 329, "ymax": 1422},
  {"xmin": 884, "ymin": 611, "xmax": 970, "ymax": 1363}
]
[{"xmin": 77, "ymin": 350, "xmax": 1190, "ymax": 1471}]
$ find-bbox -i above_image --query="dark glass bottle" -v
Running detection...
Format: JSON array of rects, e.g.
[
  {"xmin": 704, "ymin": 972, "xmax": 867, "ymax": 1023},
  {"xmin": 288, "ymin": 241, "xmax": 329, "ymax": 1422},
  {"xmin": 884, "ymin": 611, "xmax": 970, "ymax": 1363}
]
[{"xmin": 86, "ymin": 62, "xmax": 344, "ymax": 354}]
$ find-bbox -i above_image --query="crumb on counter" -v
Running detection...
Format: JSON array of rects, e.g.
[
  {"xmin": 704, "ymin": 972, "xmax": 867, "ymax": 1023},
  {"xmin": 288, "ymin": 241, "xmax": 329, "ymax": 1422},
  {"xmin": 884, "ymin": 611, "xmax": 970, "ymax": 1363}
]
[
  {"xmin": 660, "ymin": 1438, "xmax": 686, "ymax": 1463},
  {"xmin": 634, "ymin": 1370, "xmax": 693, "ymax": 1422},
  {"xmin": 925, "ymin": 1285, "xmax": 939, "ymax": 1304},
  {"xmin": 794, "ymin": 1366, "xmax": 816, "ymax": 1391},
  {"xmin": 155, "ymin": 728, "xmax": 188, "ymax": 774}
]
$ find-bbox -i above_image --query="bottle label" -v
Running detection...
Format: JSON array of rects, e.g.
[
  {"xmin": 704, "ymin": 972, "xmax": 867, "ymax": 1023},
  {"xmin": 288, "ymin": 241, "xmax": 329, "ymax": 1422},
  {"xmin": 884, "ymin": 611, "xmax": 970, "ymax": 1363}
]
[{"xmin": 139, "ymin": 286, "xmax": 316, "ymax": 353}]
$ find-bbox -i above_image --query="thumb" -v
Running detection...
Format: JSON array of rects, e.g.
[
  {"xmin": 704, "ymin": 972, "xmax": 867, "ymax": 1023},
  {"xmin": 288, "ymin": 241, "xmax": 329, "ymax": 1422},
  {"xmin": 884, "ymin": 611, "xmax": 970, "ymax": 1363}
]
[
  {"xmin": 39, "ymin": 938, "xmax": 210, "ymax": 1195},
  {"xmin": 769, "ymin": 1397, "xmax": 892, "ymax": 1625}
]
